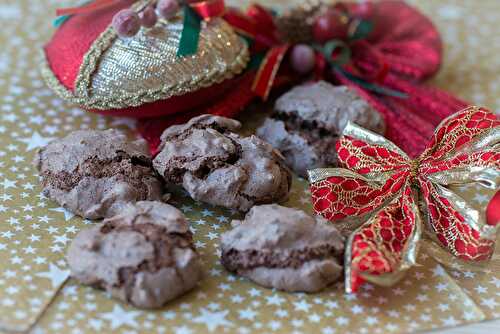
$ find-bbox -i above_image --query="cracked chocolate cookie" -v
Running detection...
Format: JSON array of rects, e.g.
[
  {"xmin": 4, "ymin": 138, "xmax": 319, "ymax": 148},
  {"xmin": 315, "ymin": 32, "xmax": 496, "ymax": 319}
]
[
  {"xmin": 257, "ymin": 81, "xmax": 386, "ymax": 177},
  {"xmin": 220, "ymin": 204, "xmax": 344, "ymax": 292},
  {"xmin": 35, "ymin": 129, "xmax": 163, "ymax": 219},
  {"xmin": 67, "ymin": 201, "xmax": 203, "ymax": 309},
  {"xmin": 153, "ymin": 115, "xmax": 292, "ymax": 212}
]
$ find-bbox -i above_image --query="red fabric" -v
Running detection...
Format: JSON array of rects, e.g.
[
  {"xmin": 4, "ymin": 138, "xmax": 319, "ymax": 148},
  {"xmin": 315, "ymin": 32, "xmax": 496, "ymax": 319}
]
[
  {"xmin": 45, "ymin": 0, "xmax": 134, "ymax": 90},
  {"xmin": 329, "ymin": 0, "xmax": 468, "ymax": 158},
  {"xmin": 56, "ymin": 0, "xmax": 119, "ymax": 17},
  {"xmin": 190, "ymin": 0, "xmax": 226, "ymax": 19},
  {"xmin": 487, "ymin": 191, "xmax": 500, "ymax": 226}
]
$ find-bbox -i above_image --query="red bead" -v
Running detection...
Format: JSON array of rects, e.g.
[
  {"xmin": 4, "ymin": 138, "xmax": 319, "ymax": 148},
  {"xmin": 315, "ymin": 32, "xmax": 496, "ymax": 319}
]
[
  {"xmin": 140, "ymin": 5, "xmax": 158, "ymax": 28},
  {"xmin": 313, "ymin": 10, "xmax": 349, "ymax": 44}
]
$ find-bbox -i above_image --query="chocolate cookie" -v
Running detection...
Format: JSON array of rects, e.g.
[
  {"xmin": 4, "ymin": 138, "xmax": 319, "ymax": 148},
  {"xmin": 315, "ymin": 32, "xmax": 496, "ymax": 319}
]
[
  {"xmin": 220, "ymin": 204, "xmax": 344, "ymax": 292},
  {"xmin": 67, "ymin": 201, "xmax": 202, "ymax": 309},
  {"xmin": 153, "ymin": 115, "xmax": 292, "ymax": 211},
  {"xmin": 35, "ymin": 129, "xmax": 163, "ymax": 219},
  {"xmin": 257, "ymin": 81, "xmax": 386, "ymax": 177}
]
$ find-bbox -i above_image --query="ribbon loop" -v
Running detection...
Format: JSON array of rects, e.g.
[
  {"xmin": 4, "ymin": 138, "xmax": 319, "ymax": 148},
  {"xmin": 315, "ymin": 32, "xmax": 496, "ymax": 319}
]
[{"xmin": 318, "ymin": 39, "xmax": 351, "ymax": 67}]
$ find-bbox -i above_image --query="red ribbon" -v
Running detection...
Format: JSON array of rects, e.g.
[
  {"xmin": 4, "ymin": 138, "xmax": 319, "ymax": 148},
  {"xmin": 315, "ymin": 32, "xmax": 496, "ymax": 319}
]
[
  {"xmin": 190, "ymin": 0, "xmax": 226, "ymax": 20},
  {"xmin": 224, "ymin": 4, "xmax": 288, "ymax": 100}
]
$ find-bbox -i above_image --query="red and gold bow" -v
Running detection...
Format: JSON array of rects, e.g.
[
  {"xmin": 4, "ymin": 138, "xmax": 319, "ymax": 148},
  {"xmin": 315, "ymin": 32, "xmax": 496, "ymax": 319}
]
[{"xmin": 309, "ymin": 106, "xmax": 500, "ymax": 293}]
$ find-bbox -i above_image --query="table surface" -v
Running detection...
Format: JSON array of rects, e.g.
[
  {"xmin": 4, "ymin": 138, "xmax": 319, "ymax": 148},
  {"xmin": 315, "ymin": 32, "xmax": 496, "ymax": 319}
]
[{"xmin": 0, "ymin": 0, "xmax": 499, "ymax": 333}]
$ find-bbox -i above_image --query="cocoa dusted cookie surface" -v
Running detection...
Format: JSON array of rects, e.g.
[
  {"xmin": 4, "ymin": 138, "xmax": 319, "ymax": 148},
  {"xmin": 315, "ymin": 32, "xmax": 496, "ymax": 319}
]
[
  {"xmin": 67, "ymin": 201, "xmax": 202, "ymax": 309},
  {"xmin": 220, "ymin": 204, "xmax": 344, "ymax": 293},
  {"xmin": 257, "ymin": 81, "xmax": 386, "ymax": 177},
  {"xmin": 153, "ymin": 115, "xmax": 292, "ymax": 212},
  {"xmin": 35, "ymin": 129, "xmax": 163, "ymax": 219}
]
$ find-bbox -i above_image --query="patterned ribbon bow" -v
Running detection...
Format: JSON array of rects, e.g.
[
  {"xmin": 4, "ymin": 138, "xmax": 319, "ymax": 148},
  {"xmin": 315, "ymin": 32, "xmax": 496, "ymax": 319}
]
[{"xmin": 308, "ymin": 106, "xmax": 500, "ymax": 293}]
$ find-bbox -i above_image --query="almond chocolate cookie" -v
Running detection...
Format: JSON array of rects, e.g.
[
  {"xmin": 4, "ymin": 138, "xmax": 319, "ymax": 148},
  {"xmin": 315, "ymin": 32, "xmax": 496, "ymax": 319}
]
[
  {"xmin": 220, "ymin": 204, "xmax": 344, "ymax": 292},
  {"xmin": 35, "ymin": 129, "xmax": 163, "ymax": 219},
  {"xmin": 257, "ymin": 81, "xmax": 386, "ymax": 177},
  {"xmin": 67, "ymin": 201, "xmax": 202, "ymax": 309},
  {"xmin": 153, "ymin": 115, "xmax": 292, "ymax": 212}
]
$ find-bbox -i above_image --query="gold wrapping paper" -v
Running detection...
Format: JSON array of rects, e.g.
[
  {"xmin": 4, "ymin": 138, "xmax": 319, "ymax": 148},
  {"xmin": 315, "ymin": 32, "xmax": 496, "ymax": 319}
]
[{"xmin": 0, "ymin": 0, "xmax": 499, "ymax": 333}]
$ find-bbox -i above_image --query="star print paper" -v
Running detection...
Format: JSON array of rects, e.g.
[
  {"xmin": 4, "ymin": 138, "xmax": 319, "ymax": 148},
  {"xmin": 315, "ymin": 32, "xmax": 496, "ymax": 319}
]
[{"xmin": 0, "ymin": 0, "xmax": 499, "ymax": 333}]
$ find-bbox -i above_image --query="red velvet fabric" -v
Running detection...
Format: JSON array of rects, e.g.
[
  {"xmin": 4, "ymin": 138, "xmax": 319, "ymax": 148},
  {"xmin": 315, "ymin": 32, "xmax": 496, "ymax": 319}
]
[{"xmin": 330, "ymin": 1, "xmax": 468, "ymax": 158}]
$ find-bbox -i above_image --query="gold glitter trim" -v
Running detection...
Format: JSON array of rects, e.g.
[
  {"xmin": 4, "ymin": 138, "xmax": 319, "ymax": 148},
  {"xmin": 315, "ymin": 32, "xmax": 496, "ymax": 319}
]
[{"xmin": 41, "ymin": 0, "xmax": 249, "ymax": 110}]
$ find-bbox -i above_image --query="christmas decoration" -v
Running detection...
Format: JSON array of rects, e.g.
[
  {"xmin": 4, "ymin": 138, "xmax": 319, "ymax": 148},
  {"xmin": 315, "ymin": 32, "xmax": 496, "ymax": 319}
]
[
  {"xmin": 42, "ymin": 0, "xmax": 250, "ymax": 118},
  {"xmin": 309, "ymin": 106, "xmax": 500, "ymax": 293},
  {"xmin": 226, "ymin": 1, "xmax": 469, "ymax": 157}
]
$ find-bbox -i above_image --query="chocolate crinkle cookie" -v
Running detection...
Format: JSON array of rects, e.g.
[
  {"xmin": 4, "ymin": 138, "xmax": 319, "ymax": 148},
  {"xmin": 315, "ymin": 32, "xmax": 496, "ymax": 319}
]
[
  {"xmin": 34, "ymin": 129, "xmax": 163, "ymax": 219},
  {"xmin": 220, "ymin": 204, "xmax": 344, "ymax": 293},
  {"xmin": 153, "ymin": 115, "xmax": 292, "ymax": 212},
  {"xmin": 257, "ymin": 81, "xmax": 386, "ymax": 177},
  {"xmin": 67, "ymin": 201, "xmax": 203, "ymax": 309}
]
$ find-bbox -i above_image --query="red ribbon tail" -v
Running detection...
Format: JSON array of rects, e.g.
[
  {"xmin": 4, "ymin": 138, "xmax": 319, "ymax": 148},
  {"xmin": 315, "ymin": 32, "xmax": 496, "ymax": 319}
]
[
  {"xmin": 252, "ymin": 44, "xmax": 290, "ymax": 100},
  {"xmin": 223, "ymin": 9, "xmax": 258, "ymax": 39},
  {"xmin": 190, "ymin": 0, "xmax": 226, "ymax": 20}
]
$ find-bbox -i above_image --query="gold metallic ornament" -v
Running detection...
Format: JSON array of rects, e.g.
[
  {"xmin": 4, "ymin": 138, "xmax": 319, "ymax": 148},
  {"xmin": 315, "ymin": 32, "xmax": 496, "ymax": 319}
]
[{"xmin": 42, "ymin": 0, "xmax": 249, "ymax": 110}]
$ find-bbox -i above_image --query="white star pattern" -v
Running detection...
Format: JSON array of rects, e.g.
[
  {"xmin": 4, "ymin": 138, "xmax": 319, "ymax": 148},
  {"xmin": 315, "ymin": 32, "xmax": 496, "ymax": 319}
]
[
  {"xmin": 35, "ymin": 263, "xmax": 70, "ymax": 288},
  {"xmin": 18, "ymin": 132, "xmax": 54, "ymax": 151},
  {"xmin": 100, "ymin": 305, "xmax": 141, "ymax": 329},
  {"xmin": 192, "ymin": 308, "xmax": 233, "ymax": 332},
  {"xmin": 49, "ymin": 207, "xmax": 76, "ymax": 221}
]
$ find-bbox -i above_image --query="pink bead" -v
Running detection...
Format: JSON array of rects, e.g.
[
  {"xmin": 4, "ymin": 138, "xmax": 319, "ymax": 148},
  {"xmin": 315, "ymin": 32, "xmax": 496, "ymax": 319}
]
[
  {"xmin": 290, "ymin": 44, "xmax": 316, "ymax": 75},
  {"xmin": 157, "ymin": 0, "xmax": 180, "ymax": 19},
  {"xmin": 112, "ymin": 9, "xmax": 141, "ymax": 37},
  {"xmin": 140, "ymin": 5, "xmax": 158, "ymax": 28},
  {"xmin": 354, "ymin": 1, "xmax": 375, "ymax": 19},
  {"xmin": 313, "ymin": 10, "xmax": 348, "ymax": 43}
]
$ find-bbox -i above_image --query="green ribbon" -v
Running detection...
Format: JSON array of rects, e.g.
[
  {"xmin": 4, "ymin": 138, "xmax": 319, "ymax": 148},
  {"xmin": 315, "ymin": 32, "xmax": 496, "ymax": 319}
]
[
  {"xmin": 315, "ymin": 40, "xmax": 351, "ymax": 66},
  {"xmin": 177, "ymin": 6, "xmax": 202, "ymax": 58},
  {"xmin": 53, "ymin": 15, "xmax": 71, "ymax": 27},
  {"xmin": 349, "ymin": 19, "xmax": 374, "ymax": 41},
  {"xmin": 335, "ymin": 68, "xmax": 408, "ymax": 98}
]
